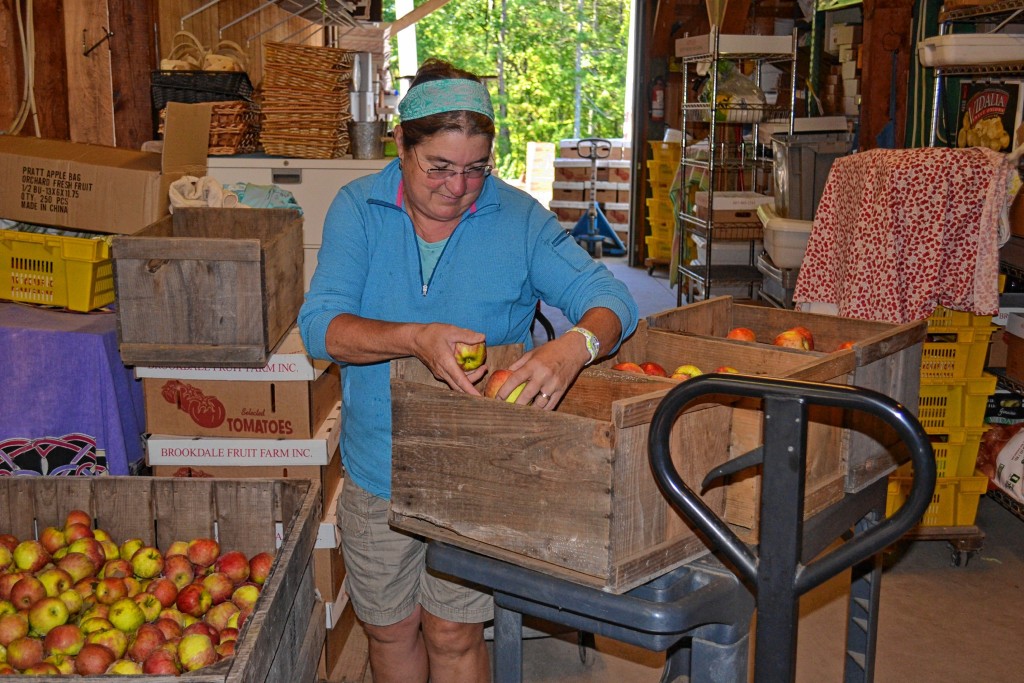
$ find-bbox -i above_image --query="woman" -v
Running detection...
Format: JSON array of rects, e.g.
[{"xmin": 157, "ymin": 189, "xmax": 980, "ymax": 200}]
[{"xmin": 299, "ymin": 58, "xmax": 638, "ymax": 683}]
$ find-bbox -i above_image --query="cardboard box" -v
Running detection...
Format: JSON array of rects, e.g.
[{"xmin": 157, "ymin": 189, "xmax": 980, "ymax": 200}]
[
  {"xmin": 695, "ymin": 191, "xmax": 772, "ymax": 223},
  {"xmin": 134, "ymin": 324, "xmax": 330, "ymax": 382},
  {"xmin": 829, "ymin": 24, "xmax": 863, "ymax": 52},
  {"xmin": 112, "ymin": 207, "xmax": 304, "ymax": 368},
  {"xmin": 145, "ymin": 400, "xmax": 341, "ymax": 467},
  {"xmin": 551, "ymin": 182, "xmax": 585, "ymax": 202},
  {"xmin": 0, "ymin": 103, "xmax": 209, "ymax": 234},
  {"xmin": 142, "ymin": 364, "xmax": 338, "ymax": 439},
  {"xmin": 553, "ymin": 159, "xmax": 591, "ymax": 181},
  {"xmin": 843, "ymin": 78, "xmax": 860, "ymax": 97},
  {"xmin": 841, "ymin": 60, "xmax": 858, "ymax": 81},
  {"xmin": 1006, "ymin": 313, "xmax": 1024, "ymax": 384},
  {"xmin": 548, "ymin": 200, "xmax": 587, "ymax": 222}
]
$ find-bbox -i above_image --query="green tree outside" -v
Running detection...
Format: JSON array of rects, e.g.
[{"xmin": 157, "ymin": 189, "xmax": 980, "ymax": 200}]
[{"xmin": 385, "ymin": 0, "xmax": 631, "ymax": 180}]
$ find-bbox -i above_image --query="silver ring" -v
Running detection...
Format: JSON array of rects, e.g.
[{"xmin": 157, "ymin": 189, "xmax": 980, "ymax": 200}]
[{"xmin": 539, "ymin": 391, "xmax": 551, "ymax": 400}]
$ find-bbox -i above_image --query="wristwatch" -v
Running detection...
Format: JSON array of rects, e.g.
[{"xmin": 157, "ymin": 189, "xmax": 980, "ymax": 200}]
[{"xmin": 567, "ymin": 326, "xmax": 600, "ymax": 365}]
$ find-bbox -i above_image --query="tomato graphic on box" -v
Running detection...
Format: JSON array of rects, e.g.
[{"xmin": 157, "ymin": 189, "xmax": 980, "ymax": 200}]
[{"xmin": 160, "ymin": 380, "xmax": 227, "ymax": 428}]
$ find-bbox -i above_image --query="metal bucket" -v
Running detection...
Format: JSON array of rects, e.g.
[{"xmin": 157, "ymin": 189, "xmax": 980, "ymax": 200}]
[{"xmin": 347, "ymin": 121, "xmax": 386, "ymax": 159}]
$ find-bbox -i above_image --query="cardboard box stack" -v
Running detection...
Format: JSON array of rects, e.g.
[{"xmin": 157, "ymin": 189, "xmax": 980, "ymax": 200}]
[
  {"xmin": 823, "ymin": 23, "xmax": 862, "ymax": 117},
  {"xmin": 549, "ymin": 138, "xmax": 632, "ymax": 241}
]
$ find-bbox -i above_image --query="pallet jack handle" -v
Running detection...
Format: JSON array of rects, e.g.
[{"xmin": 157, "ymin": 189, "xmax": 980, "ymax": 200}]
[{"xmin": 648, "ymin": 374, "xmax": 937, "ymax": 682}]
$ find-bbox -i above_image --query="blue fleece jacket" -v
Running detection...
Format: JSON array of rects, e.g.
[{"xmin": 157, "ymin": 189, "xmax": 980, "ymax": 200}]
[{"xmin": 299, "ymin": 159, "xmax": 639, "ymax": 499}]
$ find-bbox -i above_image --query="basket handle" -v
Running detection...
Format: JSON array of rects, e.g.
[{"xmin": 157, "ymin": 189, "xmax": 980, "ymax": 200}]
[
  {"xmin": 203, "ymin": 39, "xmax": 248, "ymax": 73},
  {"xmin": 162, "ymin": 30, "xmax": 207, "ymax": 70}
]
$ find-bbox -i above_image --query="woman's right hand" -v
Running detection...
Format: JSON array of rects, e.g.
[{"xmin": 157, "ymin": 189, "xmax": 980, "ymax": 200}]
[{"xmin": 412, "ymin": 323, "xmax": 487, "ymax": 395}]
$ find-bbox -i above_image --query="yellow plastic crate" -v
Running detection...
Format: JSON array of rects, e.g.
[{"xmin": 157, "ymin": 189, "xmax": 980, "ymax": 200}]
[
  {"xmin": 917, "ymin": 373, "xmax": 998, "ymax": 429},
  {"xmin": 646, "ymin": 197, "xmax": 675, "ymax": 223},
  {"xmin": 886, "ymin": 475, "xmax": 988, "ymax": 527},
  {"xmin": 920, "ymin": 326, "xmax": 996, "ymax": 379},
  {"xmin": 645, "ymin": 235, "xmax": 673, "ymax": 260},
  {"xmin": 897, "ymin": 426, "xmax": 988, "ymax": 478},
  {"xmin": 647, "ymin": 140, "xmax": 681, "ymax": 166},
  {"xmin": 0, "ymin": 228, "xmax": 114, "ymax": 312},
  {"xmin": 648, "ymin": 218, "xmax": 674, "ymax": 241},
  {"xmin": 927, "ymin": 306, "xmax": 995, "ymax": 330}
]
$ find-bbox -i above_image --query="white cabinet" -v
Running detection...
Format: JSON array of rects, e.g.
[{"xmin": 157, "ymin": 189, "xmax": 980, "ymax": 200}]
[{"xmin": 206, "ymin": 156, "xmax": 391, "ymax": 289}]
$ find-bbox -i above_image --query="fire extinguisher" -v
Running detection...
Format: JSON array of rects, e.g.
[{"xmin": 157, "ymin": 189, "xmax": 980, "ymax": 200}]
[{"xmin": 651, "ymin": 77, "xmax": 666, "ymax": 122}]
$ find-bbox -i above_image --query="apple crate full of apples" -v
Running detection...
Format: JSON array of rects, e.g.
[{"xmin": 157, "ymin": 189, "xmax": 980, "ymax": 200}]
[
  {"xmin": 0, "ymin": 476, "xmax": 323, "ymax": 681},
  {"xmin": 647, "ymin": 296, "xmax": 928, "ymax": 495},
  {"xmin": 389, "ymin": 338, "xmax": 853, "ymax": 594}
]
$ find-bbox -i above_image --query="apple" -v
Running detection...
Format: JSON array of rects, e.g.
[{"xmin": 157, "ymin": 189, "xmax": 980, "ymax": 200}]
[
  {"xmin": 12, "ymin": 540, "xmax": 50, "ymax": 573},
  {"xmin": 0, "ymin": 545, "xmax": 11, "ymax": 572},
  {"xmin": 726, "ymin": 327, "xmax": 757, "ymax": 342},
  {"xmin": 37, "ymin": 567, "xmax": 74, "ymax": 598},
  {"xmin": 27, "ymin": 596, "xmax": 69, "ymax": 636},
  {"xmin": 124, "ymin": 576, "xmax": 143, "ymax": 597},
  {"xmin": 118, "ymin": 538, "xmax": 144, "ymax": 563},
  {"xmin": 186, "ymin": 539, "xmax": 220, "ymax": 569},
  {"xmin": 176, "ymin": 583, "xmax": 212, "ymax": 618},
  {"xmin": 108, "ymin": 597, "xmax": 146, "ymax": 633},
  {"xmin": 131, "ymin": 546, "xmax": 165, "ymax": 579},
  {"xmin": 216, "ymin": 638, "xmax": 236, "ymax": 659},
  {"xmin": 836, "ymin": 340, "xmax": 855, "ymax": 351},
  {"xmin": 100, "ymin": 539, "xmax": 121, "ymax": 561},
  {"xmin": 126, "ymin": 622, "xmax": 166, "ymax": 663},
  {"xmin": 64, "ymin": 522, "xmax": 95, "ymax": 543},
  {"xmin": 184, "ymin": 620, "xmax": 220, "ymax": 646},
  {"xmin": 164, "ymin": 554, "xmax": 195, "ymax": 590},
  {"xmin": 483, "ymin": 369, "xmax": 527, "ymax": 403},
  {"xmin": 639, "ymin": 362, "xmax": 668, "ymax": 376},
  {"xmin": 0, "ymin": 599, "xmax": 14, "ymax": 617},
  {"xmin": 714, "ymin": 366, "xmax": 740, "ymax": 373},
  {"xmin": 107, "ymin": 657, "xmax": 144, "ymax": 674},
  {"xmin": 0, "ymin": 572, "xmax": 26, "ymax": 601},
  {"xmin": 0, "ymin": 612, "xmax": 29, "ymax": 646},
  {"xmin": 146, "ymin": 577, "xmax": 179, "ymax": 609},
  {"xmin": 74, "ymin": 577, "xmax": 100, "ymax": 599},
  {"xmin": 791, "ymin": 326, "xmax": 815, "ymax": 349},
  {"xmin": 94, "ymin": 577, "xmax": 129, "ymax": 605},
  {"xmin": 79, "ymin": 602, "xmax": 109, "ymax": 622},
  {"xmin": 44, "ymin": 652, "xmax": 76, "ymax": 674},
  {"xmin": 248, "ymin": 552, "xmax": 273, "ymax": 586},
  {"xmin": 63, "ymin": 509, "xmax": 92, "ymax": 530},
  {"xmin": 215, "ymin": 551, "xmax": 250, "ymax": 586},
  {"xmin": 671, "ymin": 364, "xmax": 703, "ymax": 380},
  {"xmin": 92, "ymin": 528, "xmax": 112, "ymax": 543},
  {"xmin": 79, "ymin": 616, "xmax": 114, "ymax": 635},
  {"xmin": 0, "ymin": 665, "xmax": 14, "ymax": 675},
  {"xmin": 204, "ymin": 601, "xmax": 239, "ymax": 631},
  {"xmin": 158, "ymin": 607, "xmax": 187, "ymax": 628},
  {"xmin": 75, "ymin": 642, "xmax": 117, "ymax": 674},
  {"xmin": 0, "ymin": 535, "xmax": 18, "ymax": 551},
  {"xmin": 58, "ymin": 588, "xmax": 84, "ymax": 616},
  {"xmin": 43, "ymin": 622, "xmax": 85, "ymax": 657},
  {"xmin": 231, "ymin": 583, "xmax": 260, "ymax": 612},
  {"xmin": 67, "ymin": 538, "xmax": 105, "ymax": 570},
  {"xmin": 10, "ymin": 576, "xmax": 47, "ymax": 610},
  {"xmin": 611, "ymin": 362, "xmax": 645, "ymax": 374},
  {"xmin": 152, "ymin": 617, "xmax": 183, "ymax": 642},
  {"xmin": 202, "ymin": 572, "xmax": 235, "ymax": 605},
  {"xmin": 178, "ymin": 632, "xmax": 217, "ymax": 671},
  {"xmin": 101, "ymin": 558, "xmax": 133, "ymax": 579},
  {"xmin": 57, "ymin": 552, "xmax": 97, "ymax": 584},
  {"xmin": 38, "ymin": 526, "xmax": 67, "ymax": 554},
  {"xmin": 143, "ymin": 646, "xmax": 181, "ymax": 674},
  {"xmin": 86, "ymin": 626, "xmax": 129, "ymax": 659},
  {"xmin": 6, "ymin": 635, "xmax": 44, "ymax": 670},
  {"xmin": 219, "ymin": 626, "xmax": 239, "ymax": 643},
  {"xmin": 773, "ymin": 329, "xmax": 810, "ymax": 350},
  {"xmin": 454, "ymin": 341, "xmax": 486, "ymax": 371},
  {"xmin": 231, "ymin": 605, "xmax": 253, "ymax": 631},
  {"xmin": 134, "ymin": 593, "xmax": 163, "ymax": 622},
  {"xmin": 167, "ymin": 541, "xmax": 189, "ymax": 557},
  {"xmin": 23, "ymin": 661, "xmax": 61, "ymax": 675}
]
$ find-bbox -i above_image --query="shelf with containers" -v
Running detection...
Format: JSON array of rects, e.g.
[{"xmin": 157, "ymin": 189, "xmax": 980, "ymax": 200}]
[{"xmin": 674, "ymin": 29, "xmax": 798, "ymax": 306}]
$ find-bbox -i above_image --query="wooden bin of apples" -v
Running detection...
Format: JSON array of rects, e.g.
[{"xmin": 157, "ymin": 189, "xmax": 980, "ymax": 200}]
[
  {"xmin": 388, "ymin": 333, "xmax": 853, "ymax": 594},
  {"xmin": 0, "ymin": 476, "xmax": 322, "ymax": 682},
  {"xmin": 647, "ymin": 296, "xmax": 928, "ymax": 496}
]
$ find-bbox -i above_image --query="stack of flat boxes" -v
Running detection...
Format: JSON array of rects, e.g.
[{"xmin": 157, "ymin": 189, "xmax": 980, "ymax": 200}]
[
  {"xmin": 139, "ymin": 326, "xmax": 349, "ymax": 679},
  {"xmin": 548, "ymin": 138, "xmax": 632, "ymax": 244},
  {"xmin": 827, "ymin": 24, "xmax": 862, "ymax": 117}
]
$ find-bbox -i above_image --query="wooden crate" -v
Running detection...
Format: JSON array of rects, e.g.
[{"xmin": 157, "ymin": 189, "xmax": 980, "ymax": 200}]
[
  {"xmin": 647, "ymin": 296, "xmax": 927, "ymax": 494},
  {"xmin": 0, "ymin": 476, "xmax": 323, "ymax": 683},
  {"xmin": 388, "ymin": 339, "xmax": 849, "ymax": 593},
  {"xmin": 608, "ymin": 323, "xmax": 855, "ymax": 537},
  {"xmin": 112, "ymin": 207, "xmax": 304, "ymax": 368}
]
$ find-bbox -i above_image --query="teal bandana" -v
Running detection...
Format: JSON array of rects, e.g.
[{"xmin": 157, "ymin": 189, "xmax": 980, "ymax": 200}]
[{"xmin": 398, "ymin": 79, "xmax": 494, "ymax": 121}]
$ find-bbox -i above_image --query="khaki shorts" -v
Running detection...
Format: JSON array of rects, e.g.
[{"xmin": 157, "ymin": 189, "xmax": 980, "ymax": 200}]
[{"xmin": 338, "ymin": 479, "xmax": 493, "ymax": 627}]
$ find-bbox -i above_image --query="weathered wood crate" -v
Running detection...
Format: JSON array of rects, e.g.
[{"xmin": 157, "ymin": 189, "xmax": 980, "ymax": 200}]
[
  {"xmin": 0, "ymin": 476, "xmax": 323, "ymax": 683},
  {"xmin": 112, "ymin": 207, "xmax": 303, "ymax": 368},
  {"xmin": 388, "ymin": 339, "xmax": 850, "ymax": 593},
  {"xmin": 606, "ymin": 322, "xmax": 855, "ymax": 537},
  {"xmin": 646, "ymin": 296, "xmax": 927, "ymax": 493}
]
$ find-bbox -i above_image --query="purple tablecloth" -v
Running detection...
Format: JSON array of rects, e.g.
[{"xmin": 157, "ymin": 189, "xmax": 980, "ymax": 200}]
[{"xmin": 0, "ymin": 302, "xmax": 144, "ymax": 475}]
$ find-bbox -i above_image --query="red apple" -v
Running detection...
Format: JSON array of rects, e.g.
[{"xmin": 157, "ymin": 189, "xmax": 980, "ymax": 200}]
[
  {"xmin": 184, "ymin": 620, "xmax": 219, "ymax": 646},
  {"xmin": 483, "ymin": 369, "xmax": 527, "ymax": 402},
  {"xmin": 152, "ymin": 617, "xmax": 183, "ymax": 642},
  {"xmin": 216, "ymin": 638, "xmax": 236, "ymax": 659},
  {"xmin": 214, "ymin": 551, "xmax": 250, "ymax": 586},
  {"xmin": 74, "ymin": 576, "xmax": 100, "ymax": 599},
  {"xmin": 6, "ymin": 634, "xmax": 45, "ymax": 670},
  {"xmin": 726, "ymin": 327, "xmax": 757, "ymax": 342},
  {"xmin": 0, "ymin": 612, "xmax": 29, "ymax": 646},
  {"xmin": 10, "ymin": 576, "xmax": 47, "ymax": 610},
  {"xmin": 63, "ymin": 509, "xmax": 92, "ymax": 530},
  {"xmin": 176, "ymin": 583, "xmax": 212, "ymax": 618},
  {"xmin": 57, "ymin": 552, "xmax": 97, "ymax": 584},
  {"xmin": 836, "ymin": 340, "xmax": 855, "ymax": 351},
  {"xmin": 186, "ymin": 539, "xmax": 220, "ymax": 569},
  {"xmin": 639, "ymin": 362, "xmax": 668, "ymax": 377},
  {"xmin": 714, "ymin": 366, "xmax": 740, "ymax": 373},
  {"xmin": 43, "ymin": 623, "xmax": 86, "ymax": 656},
  {"xmin": 143, "ymin": 646, "xmax": 181, "ymax": 674},
  {"xmin": 67, "ymin": 538, "xmax": 105, "ymax": 570},
  {"xmin": 0, "ymin": 545, "xmax": 10, "ymax": 572},
  {"xmin": 75, "ymin": 642, "xmax": 117, "ymax": 675},
  {"xmin": 86, "ymin": 626, "xmax": 129, "ymax": 659},
  {"xmin": 792, "ymin": 326, "xmax": 815, "ymax": 349},
  {"xmin": 38, "ymin": 526, "xmax": 67, "ymax": 554},
  {"xmin": 146, "ymin": 577, "xmax": 179, "ymax": 609},
  {"xmin": 219, "ymin": 626, "xmax": 239, "ymax": 643},
  {"xmin": 670, "ymin": 364, "xmax": 703, "ymax": 380},
  {"xmin": 0, "ymin": 534, "xmax": 19, "ymax": 551},
  {"xmin": 12, "ymin": 540, "xmax": 50, "ymax": 573},
  {"xmin": 204, "ymin": 601, "xmax": 239, "ymax": 632},
  {"xmin": 0, "ymin": 572, "xmax": 26, "ymax": 601},
  {"xmin": 101, "ymin": 558, "xmax": 133, "ymax": 579},
  {"xmin": 248, "ymin": 552, "xmax": 273, "ymax": 586},
  {"xmin": 773, "ymin": 329, "xmax": 810, "ymax": 350},
  {"xmin": 126, "ymin": 622, "xmax": 166, "ymax": 663},
  {"xmin": 454, "ymin": 341, "xmax": 486, "ymax": 371},
  {"xmin": 611, "ymin": 362, "xmax": 645, "ymax": 374},
  {"xmin": 64, "ymin": 522, "xmax": 95, "ymax": 543},
  {"xmin": 163, "ymin": 554, "xmax": 195, "ymax": 590},
  {"xmin": 178, "ymin": 632, "xmax": 217, "ymax": 671},
  {"xmin": 21, "ymin": 660, "xmax": 60, "ymax": 675},
  {"xmin": 94, "ymin": 577, "xmax": 129, "ymax": 605},
  {"xmin": 202, "ymin": 572, "xmax": 234, "ymax": 605}
]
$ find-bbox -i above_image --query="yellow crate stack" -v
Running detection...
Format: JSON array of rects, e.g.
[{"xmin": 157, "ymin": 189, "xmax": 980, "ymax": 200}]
[
  {"xmin": 887, "ymin": 307, "xmax": 996, "ymax": 526},
  {"xmin": 645, "ymin": 141, "xmax": 680, "ymax": 263}
]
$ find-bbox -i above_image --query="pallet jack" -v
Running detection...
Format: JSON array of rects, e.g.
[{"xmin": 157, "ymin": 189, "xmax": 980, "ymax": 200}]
[{"xmin": 569, "ymin": 138, "xmax": 626, "ymax": 258}]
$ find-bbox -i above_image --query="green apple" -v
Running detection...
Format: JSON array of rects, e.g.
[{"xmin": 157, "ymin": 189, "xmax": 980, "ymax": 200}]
[
  {"xmin": 27, "ymin": 597, "xmax": 69, "ymax": 636},
  {"xmin": 108, "ymin": 597, "xmax": 146, "ymax": 633},
  {"xmin": 454, "ymin": 341, "xmax": 486, "ymax": 371}
]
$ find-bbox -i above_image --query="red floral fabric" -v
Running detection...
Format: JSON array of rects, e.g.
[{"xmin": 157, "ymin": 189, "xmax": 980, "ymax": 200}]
[{"xmin": 794, "ymin": 147, "xmax": 1011, "ymax": 323}]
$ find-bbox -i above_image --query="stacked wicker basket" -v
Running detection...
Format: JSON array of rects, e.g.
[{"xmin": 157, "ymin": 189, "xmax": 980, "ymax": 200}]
[{"xmin": 259, "ymin": 42, "xmax": 355, "ymax": 159}]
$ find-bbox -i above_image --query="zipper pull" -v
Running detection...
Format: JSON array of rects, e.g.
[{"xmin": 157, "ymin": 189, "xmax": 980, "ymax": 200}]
[{"xmin": 422, "ymin": 283, "xmax": 428, "ymax": 296}]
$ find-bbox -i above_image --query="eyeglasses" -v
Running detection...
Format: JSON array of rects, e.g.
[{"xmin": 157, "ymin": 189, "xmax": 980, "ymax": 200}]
[{"xmin": 410, "ymin": 147, "xmax": 492, "ymax": 180}]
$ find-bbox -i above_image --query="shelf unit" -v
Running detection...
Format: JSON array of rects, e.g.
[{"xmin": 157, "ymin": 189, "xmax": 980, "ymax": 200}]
[
  {"xmin": 675, "ymin": 29, "xmax": 797, "ymax": 306},
  {"xmin": 926, "ymin": 0, "xmax": 1024, "ymax": 147}
]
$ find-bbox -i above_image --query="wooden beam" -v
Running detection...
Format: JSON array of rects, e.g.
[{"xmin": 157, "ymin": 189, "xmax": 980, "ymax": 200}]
[
  {"xmin": 64, "ymin": 0, "xmax": 115, "ymax": 144},
  {"xmin": 389, "ymin": 0, "xmax": 453, "ymax": 34},
  {"xmin": 859, "ymin": 0, "xmax": 915, "ymax": 150},
  {"xmin": 109, "ymin": 0, "xmax": 157, "ymax": 150}
]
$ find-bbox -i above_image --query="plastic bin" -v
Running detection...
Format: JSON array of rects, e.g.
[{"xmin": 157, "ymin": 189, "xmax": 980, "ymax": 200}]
[
  {"xmin": 897, "ymin": 425, "xmax": 988, "ymax": 478},
  {"xmin": 0, "ymin": 227, "xmax": 114, "ymax": 312},
  {"xmin": 886, "ymin": 475, "xmax": 988, "ymax": 527},
  {"xmin": 771, "ymin": 132, "xmax": 853, "ymax": 220},
  {"xmin": 921, "ymin": 326, "xmax": 997, "ymax": 380},
  {"xmin": 917, "ymin": 373, "xmax": 998, "ymax": 429}
]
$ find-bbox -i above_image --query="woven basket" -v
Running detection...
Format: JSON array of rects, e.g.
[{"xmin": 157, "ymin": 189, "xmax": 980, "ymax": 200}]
[
  {"xmin": 160, "ymin": 31, "xmax": 206, "ymax": 71},
  {"xmin": 159, "ymin": 100, "xmax": 260, "ymax": 155},
  {"xmin": 151, "ymin": 70, "xmax": 254, "ymax": 108},
  {"xmin": 263, "ymin": 66, "xmax": 351, "ymax": 92},
  {"xmin": 264, "ymin": 42, "xmax": 355, "ymax": 71}
]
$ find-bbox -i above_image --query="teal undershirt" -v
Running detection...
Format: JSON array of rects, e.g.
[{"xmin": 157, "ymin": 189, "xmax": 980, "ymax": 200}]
[{"xmin": 416, "ymin": 234, "xmax": 449, "ymax": 285}]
